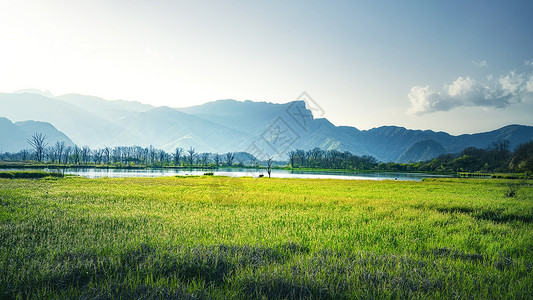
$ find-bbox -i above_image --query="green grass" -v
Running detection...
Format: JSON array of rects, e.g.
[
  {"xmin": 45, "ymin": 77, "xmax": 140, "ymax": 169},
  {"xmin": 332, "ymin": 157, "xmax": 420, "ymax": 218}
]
[{"xmin": 1, "ymin": 176, "xmax": 532, "ymax": 299}]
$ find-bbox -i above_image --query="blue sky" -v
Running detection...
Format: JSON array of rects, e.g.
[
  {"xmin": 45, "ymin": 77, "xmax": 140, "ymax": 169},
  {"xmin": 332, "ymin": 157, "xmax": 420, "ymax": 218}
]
[{"xmin": 1, "ymin": 0, "xmax": 532, "ymax": 134}]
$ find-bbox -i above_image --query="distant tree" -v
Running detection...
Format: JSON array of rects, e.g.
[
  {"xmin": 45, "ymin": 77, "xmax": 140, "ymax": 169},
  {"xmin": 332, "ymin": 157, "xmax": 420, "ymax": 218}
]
[
  {"xmin": 225, "ymin": 152, "xmax": 235, "ymax": 166},
  {"xmin": 332, "ymin": 150, "xmax": 344, "ymax": 169},
  {"xmin": 308, "ymin": 147, "xmax": 323, "ymax": 167},
  {"xmin": 199, "ymin": 153, "xmax": 209, "ymax": 166},
  {"xmin": 54, "ymin": 141, "xmax": 65, "ymax": 164},
  {"xmin": 250, "ymin": 156, "xmax": 258, "ymax": 167},
  {"xmin": 489, "ymin": 140, "xmax": 510, "ymax": 157},
  {"xmin": 72, "ymin": 145, "xmax": 80, "ymax": 165},
  {"xmin": 131, "ymin": 146, "xmax": 143, "ymax": 164},
  {"xmin": 487, "ymin": 140, "xmax": 511, "ymax": 171},
  {"xmin": 103, "ymin": 147, "xmax": 110, "ymax": 164},
  {"xmin": 187, "ymin": 147, "xmax": 196, "ymax": 166},
  {"xmin": 112, "ymin": 147, "xmax": 121, "ymax": 164},
  {"xmin": 46, "ymin": 146, "xmax": 56, "ymax": 163},
  {"xmin": 509, "ymin": 141, "xmax": 533, "ymax": 172},
  {"xmin": 27, "ymin": 133, "xmax": 48, "ymax": 162},
  {"xmin": 450, "ymin": 155, "xmax": 483, "ymax": 172},
  {"xmin": 174, "ymin": 147, "xmax": 183, "ymax": 166},
  {"xmin": 361, "ymin": 155, "xmax": 378, "ymax": 169},
  {"xmin": 213, "ymin": 153, "xmax": 221, "ymax": 167},
  {"xmin": 287, "ymin": 150, "xmax": 296, "ymax": 168},
  {"xmin": 21, "ymin": 149, "xmax": 29, "ymax": 161},
  {"xmin": 141, "ymin": 147, "xmax": 149, "ymax": 164},
  {"xmin": 158, "ymin": 149, "xmax": 169, "ymax": 165},
  {"xmin": 295, "ymin": 149, "xmax": 306, "ymax": 167},
  {"xmin": 93, "ymin": 149, "xmax": 103, "ymax": 164},
  {"xmin": 123, "ymin": 147, "xmax": 132, "ymax": 164},
  {"xmin": 81, "ymin": 146, "xmax": 91, "ymax": 164},
  {"xmin": 63, "ymin": 146, "xmax": 71, "ymax": 164},
  {"xmin": 149, "ymin": 146, "xmax": 157, "ymax": 165}
]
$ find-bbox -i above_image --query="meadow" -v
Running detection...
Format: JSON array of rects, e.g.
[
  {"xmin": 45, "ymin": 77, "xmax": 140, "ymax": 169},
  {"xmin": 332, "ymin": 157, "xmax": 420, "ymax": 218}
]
[{"xmin": 0, "ymin": 175, "xmax": 532, "ymax": 299}]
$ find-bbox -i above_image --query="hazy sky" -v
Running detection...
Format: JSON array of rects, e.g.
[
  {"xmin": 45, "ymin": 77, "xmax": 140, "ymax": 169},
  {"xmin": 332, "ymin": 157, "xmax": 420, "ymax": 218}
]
[{"xmin": 1, "ymin": 0, "xmax": 532, "ymax": 134}]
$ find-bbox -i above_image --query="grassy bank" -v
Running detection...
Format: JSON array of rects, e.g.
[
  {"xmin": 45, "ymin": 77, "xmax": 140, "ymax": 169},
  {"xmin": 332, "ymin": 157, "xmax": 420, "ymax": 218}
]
[
  {"xmin": 0, "ymin": 170, "xmax": 64, "ymax": 179},
  {"xmin": 1, "ymin": 176, "xmax": 532, "ymax": 298},
  {"xmin": 458, "ymin": 172, "xmax": 532, "ymax": 179}
]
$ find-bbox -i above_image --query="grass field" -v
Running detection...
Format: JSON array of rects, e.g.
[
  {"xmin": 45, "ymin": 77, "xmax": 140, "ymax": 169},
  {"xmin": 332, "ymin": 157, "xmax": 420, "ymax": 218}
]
[{"xmin": 1, "ymin": 175, "xmax": 532, "ymax": 299}]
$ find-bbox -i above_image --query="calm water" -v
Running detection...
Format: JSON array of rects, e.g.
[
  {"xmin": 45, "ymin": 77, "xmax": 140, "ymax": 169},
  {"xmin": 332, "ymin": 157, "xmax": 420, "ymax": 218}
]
[{"xmin": 2, "ymin": 167, "xmax": 451, "ymax": 181}]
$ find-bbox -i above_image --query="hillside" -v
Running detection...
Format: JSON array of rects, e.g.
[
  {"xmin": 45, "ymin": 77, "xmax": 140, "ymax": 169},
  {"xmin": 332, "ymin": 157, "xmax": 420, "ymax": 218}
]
[
  {"xmin": 0, "ymin": 117, "xmax": 75, "ymax": 153},
  {"xmin": 397, "ymin": 140, "xmax": 447, "ymax": 163}
]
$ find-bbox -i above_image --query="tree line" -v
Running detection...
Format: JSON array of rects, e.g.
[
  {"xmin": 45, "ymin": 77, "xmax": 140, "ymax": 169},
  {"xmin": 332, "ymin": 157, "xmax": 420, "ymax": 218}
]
[
  {"xmin": 286, "ymin": 148, "xmax": 378, "ymax": 170},
  {"xmin": 0, "ymin": 133, "xmax": 244, "ymax": 167},
  {"xmin": 2, "ymin": 133, "xmax": 532, "ymax": 173},
  {"xmin": 286, "ymin": 140, "xmax": 533, "ymax": 173},
  {"xmin": 384, "ymin": 140, "xmax": 533, "ymax": 173}
]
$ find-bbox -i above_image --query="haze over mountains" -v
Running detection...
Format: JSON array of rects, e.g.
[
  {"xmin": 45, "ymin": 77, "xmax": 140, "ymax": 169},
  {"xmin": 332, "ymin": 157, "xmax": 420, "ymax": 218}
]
[
  {"xmin": 0, "ymin": 117, "xmax": 74, "ymax": 153},
  {"xmin": 1, "ymin": 91, "xmax": 532, "ymax": 163}
]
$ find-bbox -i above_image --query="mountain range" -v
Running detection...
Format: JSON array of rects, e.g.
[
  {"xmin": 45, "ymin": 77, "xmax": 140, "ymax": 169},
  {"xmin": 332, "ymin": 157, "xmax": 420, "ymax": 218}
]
[{"xmin": 1, "ymin": 91, "xmax": 532, "ymax": 163}]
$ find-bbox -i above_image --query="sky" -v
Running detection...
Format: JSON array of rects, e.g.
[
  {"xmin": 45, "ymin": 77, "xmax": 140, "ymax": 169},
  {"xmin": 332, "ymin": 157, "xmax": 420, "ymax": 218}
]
[{"xmin": 1, "ymin": 0, "xmax": 532, "ymax": 134}]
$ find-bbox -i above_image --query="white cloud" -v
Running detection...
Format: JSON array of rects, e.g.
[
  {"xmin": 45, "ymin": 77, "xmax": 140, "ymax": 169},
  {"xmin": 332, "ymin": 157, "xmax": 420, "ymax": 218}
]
[
  {"xmin": 498, "ymin": 71, "xmax": 526, "ymax": 93},
  {"xmin": 527, "ymin": 75, "xmax": 533, "ymax": 93},
  {"xmin": 408, "ymin": 70, "xmax": 533, "ymax": 115},
  {"xmin": 472, "ymin": 60, "xmax": 488, "ymax": 67}
]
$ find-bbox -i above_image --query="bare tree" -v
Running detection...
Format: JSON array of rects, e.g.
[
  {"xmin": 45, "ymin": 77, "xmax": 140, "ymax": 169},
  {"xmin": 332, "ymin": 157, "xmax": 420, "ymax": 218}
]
[
  {"xmin": 141, "ymin": 147, "xmax": 149, "ymax": 164},
  {"xmin": 149, "ymin": 146, "xmax": 157, "ymax": 165},
  {"xmin": 112, "ymin": 147, "xmax": 121, "ymax": 164},
  {"xmin": 132, "ymin": 146, "xmax": 143, "ymax": 164},
  {"xmin": 81, "ymin": 146, "xmax": 91, "ymax": 164},
  {"xmin": 93, "ymin": 149, "xmax": 103, "ymax": 164},
  {"xmin": 27, "ymin": 133, "xmax": 48, "ymax": 162},
  {"xmin": 54, "ymin": 141, "xmax": 65, "ymax": 164},
  {"xmin": 267, "ymin": 157, "xmax": 273, "ymax": 178},
  {"xmin": 46, "ymin": 146, "xmax": 56, "ymax": 163},
  {"xmin": 187, "ymin": 147, "xmax": 196, "ymax": 166},
  {"xmin": 63, "ymin": 146, "xmax": 71, "ymax": 164},
  {"xmin": 103, "ymin": 147, "xmax": 110, "ymax": 164},
  {"xmin": 72, "ymin": 145, "xmax": 80, "ymax": 165},
  {"xmin": 123, "ymin": 147, "xmax": 132, "ymax": 165},
  {"xmin": 225, "ymin": 152, "xmax": 235, "ymax": 166}
]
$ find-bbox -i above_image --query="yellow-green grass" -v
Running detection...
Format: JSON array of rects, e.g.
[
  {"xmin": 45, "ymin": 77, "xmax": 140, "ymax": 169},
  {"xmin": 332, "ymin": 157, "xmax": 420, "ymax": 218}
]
[{"xmin": 1, "ymin": 176, "xmax": 532, "ymax": 299}]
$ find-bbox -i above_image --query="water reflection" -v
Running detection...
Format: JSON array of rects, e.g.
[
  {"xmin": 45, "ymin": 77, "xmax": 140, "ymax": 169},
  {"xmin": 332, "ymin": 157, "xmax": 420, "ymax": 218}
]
[{"xmin": 1, "ymin": 167, "xmax": 451, "ymax": 181}]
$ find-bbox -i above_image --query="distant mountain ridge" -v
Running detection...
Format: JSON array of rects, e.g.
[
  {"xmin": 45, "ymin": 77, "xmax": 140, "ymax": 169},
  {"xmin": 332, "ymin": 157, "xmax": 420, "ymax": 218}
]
[
  {"xmin": 1, "ymin": 91, "xmax": 532, "ymax": 162},
  {"xmin": 0, "ymin": 117, "xmax": 75, "ymax": 152}
]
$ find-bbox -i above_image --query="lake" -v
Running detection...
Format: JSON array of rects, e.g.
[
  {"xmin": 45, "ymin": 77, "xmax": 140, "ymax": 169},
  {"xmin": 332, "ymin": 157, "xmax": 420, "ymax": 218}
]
[{"xmin": 1, "ymin": 167, "xmax": 452, "ymax": 181}]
